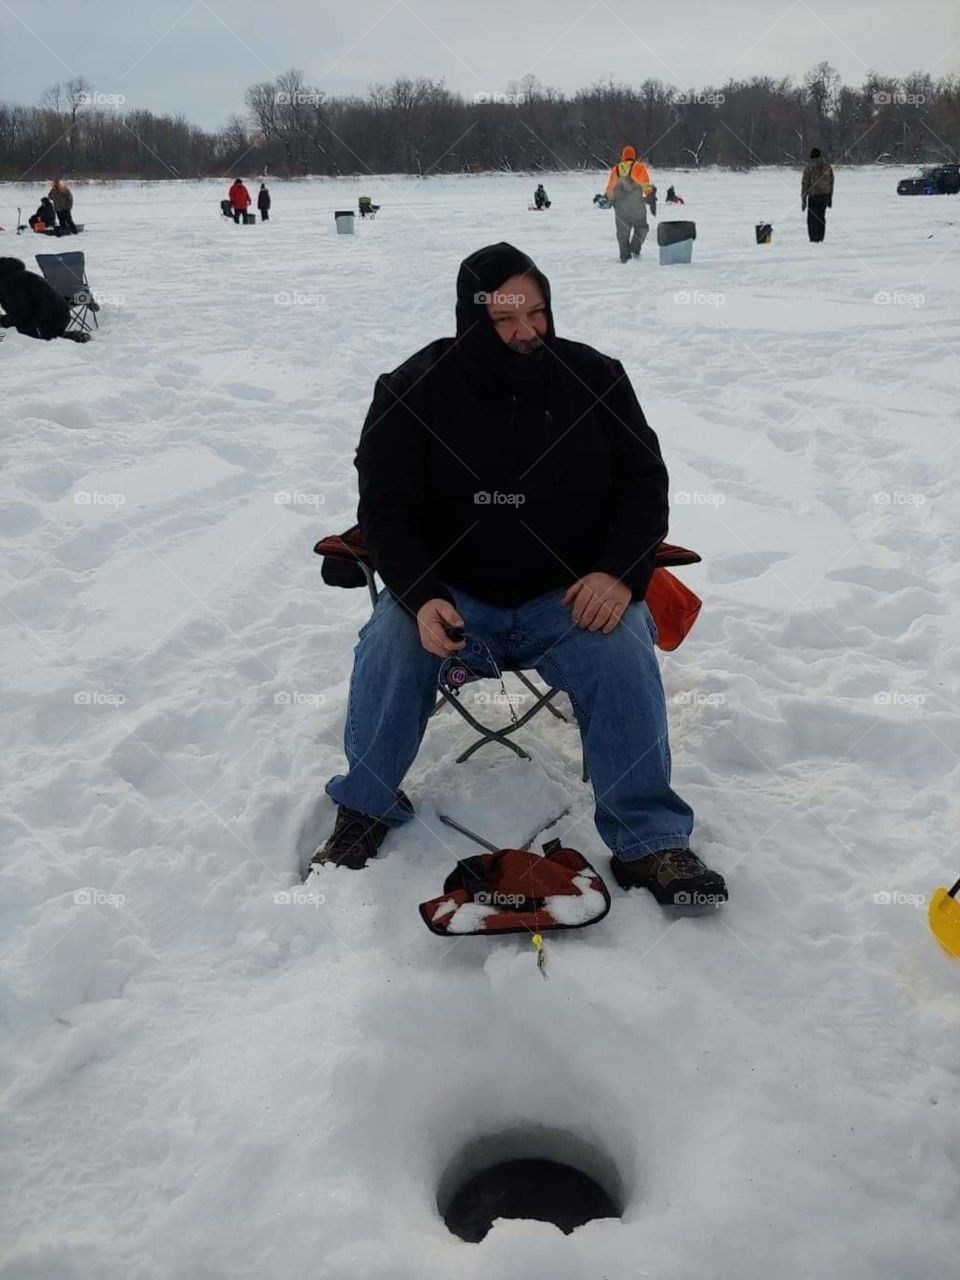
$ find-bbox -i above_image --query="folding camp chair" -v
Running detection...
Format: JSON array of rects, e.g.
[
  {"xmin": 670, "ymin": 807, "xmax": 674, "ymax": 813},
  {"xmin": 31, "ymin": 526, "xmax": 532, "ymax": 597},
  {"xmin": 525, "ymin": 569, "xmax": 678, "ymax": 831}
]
[
  {"xmin": 358, "ymin": 196, "xmax": 380, "ymax": 219},
  {"xmin": 314, "ymin": 525, "xmax": 702, "ymax": 780},
  {"xmin": 35, "ymin": 252, "xmax": 98, "ymax": 335}
]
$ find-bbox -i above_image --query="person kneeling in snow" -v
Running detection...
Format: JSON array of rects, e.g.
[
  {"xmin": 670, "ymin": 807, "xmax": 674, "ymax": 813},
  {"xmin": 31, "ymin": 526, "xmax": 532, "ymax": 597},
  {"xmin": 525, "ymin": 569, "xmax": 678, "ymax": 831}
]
[
  {"xmin": 313, "ymin": 242, "xmax": 727, "ymax": 906},
  {"xmin": 0, "ymin": 257, "xmax": 79, "ymax": 342}
]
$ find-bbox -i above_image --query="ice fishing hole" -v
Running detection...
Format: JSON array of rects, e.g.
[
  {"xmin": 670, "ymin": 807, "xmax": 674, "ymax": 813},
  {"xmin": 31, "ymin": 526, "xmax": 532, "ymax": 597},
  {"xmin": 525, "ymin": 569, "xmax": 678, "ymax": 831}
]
[{"xmin": 438, "ymin": 1127, "xmax": 623, "ymax": 1242}]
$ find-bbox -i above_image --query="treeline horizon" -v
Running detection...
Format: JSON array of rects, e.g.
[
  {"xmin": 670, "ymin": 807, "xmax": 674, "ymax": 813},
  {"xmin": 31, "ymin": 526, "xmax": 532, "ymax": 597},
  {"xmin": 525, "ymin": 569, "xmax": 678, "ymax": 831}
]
[{"xmin": 0, "ymin": 63, "xmax": 956, "ymax": 182}]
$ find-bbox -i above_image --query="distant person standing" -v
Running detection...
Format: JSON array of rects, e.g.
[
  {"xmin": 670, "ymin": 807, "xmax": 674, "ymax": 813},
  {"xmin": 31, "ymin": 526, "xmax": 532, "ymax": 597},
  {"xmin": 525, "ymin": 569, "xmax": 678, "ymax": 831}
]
[
  {"xmin": 228, "ymin": 178, "xmax": 251, "ymax": 224},
  {"xmin": 604, "ymin": 146, "xmax": 653, "ymax": 263},
  {"xmin": 533, "ymin": 183, "xmax": 550, "ymax": 210},
  {"xmin": 257, "ymin": 182, "xmax": 271, "ymax": 222},
  {"xmin": 801, "ymin": 148, "xmax": 834, "ymax": 243},
  {"xmin": 49, "ymin": 179, "xmax": 77, "ymax": 234}
]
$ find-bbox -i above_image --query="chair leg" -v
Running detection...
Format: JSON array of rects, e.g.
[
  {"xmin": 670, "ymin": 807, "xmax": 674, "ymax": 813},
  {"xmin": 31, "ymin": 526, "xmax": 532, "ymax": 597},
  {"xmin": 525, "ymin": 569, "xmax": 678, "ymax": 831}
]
[
  {"xmin": 439, "ymin": 688, "xmax": 531, "ymax": 762},
  {"xmin": 514, "ymin": 670, "xmax": 568, "ymax": 722},
  {"xmin": 442, "ymin": 680, "xmax": 566, "ymax": 764}
]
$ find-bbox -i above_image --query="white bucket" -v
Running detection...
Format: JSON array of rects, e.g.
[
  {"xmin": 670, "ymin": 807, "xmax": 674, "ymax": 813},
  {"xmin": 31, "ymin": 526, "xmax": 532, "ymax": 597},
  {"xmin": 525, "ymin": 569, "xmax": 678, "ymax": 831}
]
[{"xmin": 659, "ymin": 239, "xmax": 693, "ymax": 265}]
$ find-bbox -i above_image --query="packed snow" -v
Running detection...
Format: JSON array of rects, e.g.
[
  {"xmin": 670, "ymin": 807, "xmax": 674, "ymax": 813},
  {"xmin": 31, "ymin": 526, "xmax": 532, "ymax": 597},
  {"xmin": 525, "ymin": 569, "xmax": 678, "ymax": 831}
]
[{"xmin": 1, "ymin": 168, "xmax": 959, "ymax": 1278}]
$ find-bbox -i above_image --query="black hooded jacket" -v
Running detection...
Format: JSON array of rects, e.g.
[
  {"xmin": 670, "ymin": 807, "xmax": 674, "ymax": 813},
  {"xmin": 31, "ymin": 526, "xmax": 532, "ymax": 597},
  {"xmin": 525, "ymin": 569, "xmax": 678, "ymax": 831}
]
[
  {"xmin": 354, "ymin": 242, "xmax": 669, "ymax": 616},
  {"xmin": 0, "ymin": 258, "xmax": 70, "ymax": 340}
]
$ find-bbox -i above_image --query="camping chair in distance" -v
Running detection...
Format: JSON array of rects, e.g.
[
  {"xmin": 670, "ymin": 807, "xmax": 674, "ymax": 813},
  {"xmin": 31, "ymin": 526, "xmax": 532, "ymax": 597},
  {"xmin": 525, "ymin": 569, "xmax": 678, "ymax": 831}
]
[
  {"xmin": 35, "ymin": 251, "xmax": 99, "ymax": 336},
  {"xmin": 358, "ymin": 196, "xmax": 380, "ymax": 219},
  {"xmin": 314, "ymin": 524, "xmax": 703, "ymax": 782}
]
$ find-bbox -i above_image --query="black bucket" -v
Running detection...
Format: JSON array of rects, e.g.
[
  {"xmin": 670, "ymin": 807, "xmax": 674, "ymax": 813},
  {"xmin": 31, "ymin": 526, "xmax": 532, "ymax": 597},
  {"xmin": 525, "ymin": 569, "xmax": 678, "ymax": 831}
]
[
  {"xmin": 657, "ymin": 220, "xmax": 697, "ymax": 247},
  {"xmin": 756, "ymin": 223, "xmax": 772, "ymax": 244}
]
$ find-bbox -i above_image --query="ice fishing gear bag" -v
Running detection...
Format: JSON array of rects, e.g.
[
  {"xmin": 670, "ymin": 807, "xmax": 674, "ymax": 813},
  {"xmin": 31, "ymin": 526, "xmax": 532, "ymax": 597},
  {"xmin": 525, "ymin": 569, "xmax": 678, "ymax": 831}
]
[{"xmin": 419, "ymin": 840, "xmax": 611, "ymax": 937}]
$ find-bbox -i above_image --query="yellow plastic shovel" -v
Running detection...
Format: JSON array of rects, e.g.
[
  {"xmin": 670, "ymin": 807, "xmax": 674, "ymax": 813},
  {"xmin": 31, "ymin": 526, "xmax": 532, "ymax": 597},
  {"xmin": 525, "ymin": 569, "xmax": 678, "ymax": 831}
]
[{"xmin": 928, "ymin": 877, "xmax": 960, "ymax": 958}]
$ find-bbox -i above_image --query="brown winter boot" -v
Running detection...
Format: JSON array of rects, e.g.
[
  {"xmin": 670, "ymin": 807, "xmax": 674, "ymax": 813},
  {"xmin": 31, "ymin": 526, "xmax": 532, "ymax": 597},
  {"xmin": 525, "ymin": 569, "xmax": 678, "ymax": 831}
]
[{"xmin": 610, "ymin": 848, "xmax": 728, "ymax": 906}]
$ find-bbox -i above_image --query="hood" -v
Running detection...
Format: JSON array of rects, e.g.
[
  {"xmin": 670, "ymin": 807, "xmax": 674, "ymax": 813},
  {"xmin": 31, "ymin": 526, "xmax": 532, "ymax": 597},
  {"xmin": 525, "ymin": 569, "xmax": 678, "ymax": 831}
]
[
  {"xmin": 621, "ymin": 145, "xmax": 636, "ymax": 161},
  {"xmin": 454, "ymin": 241, "xmax": 555, "ymax": 387},
  {"xmin": 0, "ymin": 258, "xmax": 26, "ymax": 278}
]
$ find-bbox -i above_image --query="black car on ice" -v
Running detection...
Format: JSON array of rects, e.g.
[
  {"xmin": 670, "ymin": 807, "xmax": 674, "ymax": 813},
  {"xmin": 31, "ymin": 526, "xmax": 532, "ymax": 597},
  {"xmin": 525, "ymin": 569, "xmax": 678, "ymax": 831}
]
[{"xmin": 897, "ymin": 163, "xmax": 960, "ymax": 195}]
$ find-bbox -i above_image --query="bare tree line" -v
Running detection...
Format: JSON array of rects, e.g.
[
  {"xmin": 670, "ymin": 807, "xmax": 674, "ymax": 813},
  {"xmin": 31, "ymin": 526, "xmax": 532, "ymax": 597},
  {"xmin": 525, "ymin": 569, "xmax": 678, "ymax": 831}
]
[{"xmin": 0, "ymin": 63, "xmax": 956, "ymax": 181}]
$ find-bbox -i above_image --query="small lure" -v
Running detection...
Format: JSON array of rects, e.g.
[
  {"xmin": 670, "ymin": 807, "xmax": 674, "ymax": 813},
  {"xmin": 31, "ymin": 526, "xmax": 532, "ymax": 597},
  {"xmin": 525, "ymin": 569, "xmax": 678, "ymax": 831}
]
[{"xmin": 532, "ymin": 932, "xmax": 548, "ymax": 979}]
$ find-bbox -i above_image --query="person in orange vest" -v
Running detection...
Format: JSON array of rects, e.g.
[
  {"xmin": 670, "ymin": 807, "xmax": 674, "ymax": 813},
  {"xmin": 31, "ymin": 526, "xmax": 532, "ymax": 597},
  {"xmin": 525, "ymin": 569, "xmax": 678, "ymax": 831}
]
[
  {"xmin": 228, "ymin": 178, "xmax": 251, "ymax": 224},
  {"xmin": 604, "ymin": 146, "xmax": 654, "ymax": 262}
]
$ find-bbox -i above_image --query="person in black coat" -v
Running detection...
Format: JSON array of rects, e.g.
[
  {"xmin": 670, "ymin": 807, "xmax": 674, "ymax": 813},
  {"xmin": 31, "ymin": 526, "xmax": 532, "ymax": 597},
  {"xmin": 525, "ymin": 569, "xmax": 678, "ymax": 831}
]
[
  {"xmin": 0, "ymin": 257, "xmax": 70, "ymax": 340},
  {"xmin": 257, "ymin": 183, "xmax": 271, "ymax": 221},
  {"xmin": 28, "ymin": 196, "xmax": 56, "ymax": 231},
  {"xmin": 311, "ymin": 241, "xmax": 728, "ymax": 909}
]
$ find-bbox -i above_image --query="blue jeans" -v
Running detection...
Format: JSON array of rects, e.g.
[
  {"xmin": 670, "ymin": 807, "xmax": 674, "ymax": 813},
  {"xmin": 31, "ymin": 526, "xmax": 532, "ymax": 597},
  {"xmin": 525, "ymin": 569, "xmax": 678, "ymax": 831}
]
[{"xmin": 325, "ymin": 585, "xmax": 694, "ymax": 859}]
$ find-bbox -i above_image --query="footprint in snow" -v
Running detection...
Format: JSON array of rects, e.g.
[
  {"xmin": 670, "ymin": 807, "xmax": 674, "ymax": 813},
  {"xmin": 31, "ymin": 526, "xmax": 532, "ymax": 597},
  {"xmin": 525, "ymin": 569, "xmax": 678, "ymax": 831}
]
[
  {"xmin": 708, "ymin": 551, "xmax": 793, "ymax": 583},
  {"xmin": 220, "ymin": 382, "xmax": 277, "ymax": 403}
]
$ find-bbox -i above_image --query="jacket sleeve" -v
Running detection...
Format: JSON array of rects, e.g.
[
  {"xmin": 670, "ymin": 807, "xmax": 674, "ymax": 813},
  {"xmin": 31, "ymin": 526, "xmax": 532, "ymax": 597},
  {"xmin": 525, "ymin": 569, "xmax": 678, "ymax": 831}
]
[
  {"xmin": 589, "ymin": 361, "xmax": 669, "ymax": 601},
  {"xmin": 604, "ymin": 165, "xmax": 619, "ymax": 198},
  {"xmin": 354, "ymin": 369, "xmax": 455, "ymax": 618},
  {"xmin": 801, "ymin": 166, "xmax": 810, "ymax": 200},
  {"xmin": 65, "ymin": 189, "xmax": 73, "ymax": 210}
]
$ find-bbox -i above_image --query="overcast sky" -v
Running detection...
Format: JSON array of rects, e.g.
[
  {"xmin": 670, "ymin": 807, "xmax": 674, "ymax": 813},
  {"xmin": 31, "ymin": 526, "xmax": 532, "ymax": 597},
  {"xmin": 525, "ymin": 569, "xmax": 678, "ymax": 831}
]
[{"xmin": 1, "ymin": 0, "xmax": 957, "ymax": 128}]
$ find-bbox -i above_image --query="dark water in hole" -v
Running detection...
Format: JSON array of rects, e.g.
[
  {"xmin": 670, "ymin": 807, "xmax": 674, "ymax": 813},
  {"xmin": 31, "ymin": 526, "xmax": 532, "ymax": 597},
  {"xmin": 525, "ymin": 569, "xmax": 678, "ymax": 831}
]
[{"xmin": 443, "ymin": 1157, "xmax": 620, "ymax": 1243}]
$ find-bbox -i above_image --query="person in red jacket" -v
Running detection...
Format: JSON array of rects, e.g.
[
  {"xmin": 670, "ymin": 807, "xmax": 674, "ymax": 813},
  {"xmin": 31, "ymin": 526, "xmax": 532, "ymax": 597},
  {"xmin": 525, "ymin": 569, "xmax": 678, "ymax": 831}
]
[{"xmin": 228, "ymin": 179, "xmax": 251, "ymax": 224}]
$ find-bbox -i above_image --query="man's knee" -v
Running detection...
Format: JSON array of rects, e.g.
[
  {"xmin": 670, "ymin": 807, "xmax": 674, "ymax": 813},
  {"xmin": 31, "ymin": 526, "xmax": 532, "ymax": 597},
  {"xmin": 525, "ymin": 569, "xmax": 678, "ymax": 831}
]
[
  {"xmin": 538, "ymin": 600, "xmax": 658, "ymax": 690},
  {"xmin": 574, "ymin": 603, "xmax": 658, "ymax": 675}
]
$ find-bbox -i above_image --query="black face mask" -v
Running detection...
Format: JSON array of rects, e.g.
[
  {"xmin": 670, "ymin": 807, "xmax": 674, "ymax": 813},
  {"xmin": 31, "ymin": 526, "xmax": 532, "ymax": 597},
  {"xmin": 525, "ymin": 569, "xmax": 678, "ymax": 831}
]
[{"xmin": 454, "ymin": 242, "xmax": 556, "ymax": 389}]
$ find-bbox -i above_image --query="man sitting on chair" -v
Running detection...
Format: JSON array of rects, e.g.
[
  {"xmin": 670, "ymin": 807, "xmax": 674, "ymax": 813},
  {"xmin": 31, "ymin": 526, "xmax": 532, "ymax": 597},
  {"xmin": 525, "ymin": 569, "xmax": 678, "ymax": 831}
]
[
  {"xmin": 312, "ymin": 241, "xmax": 727, "ymax": 907},
  {"xmin": 0, "ymin": 257, "xmax": 77, "ymax": 342}
]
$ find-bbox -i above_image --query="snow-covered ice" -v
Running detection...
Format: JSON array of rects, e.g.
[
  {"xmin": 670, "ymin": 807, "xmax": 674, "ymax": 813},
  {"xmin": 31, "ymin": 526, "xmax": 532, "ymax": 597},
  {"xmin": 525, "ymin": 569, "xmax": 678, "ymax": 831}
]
[{"xmin": 1, "ymin": 168, "xmax": 959, "ymax": 1278}]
